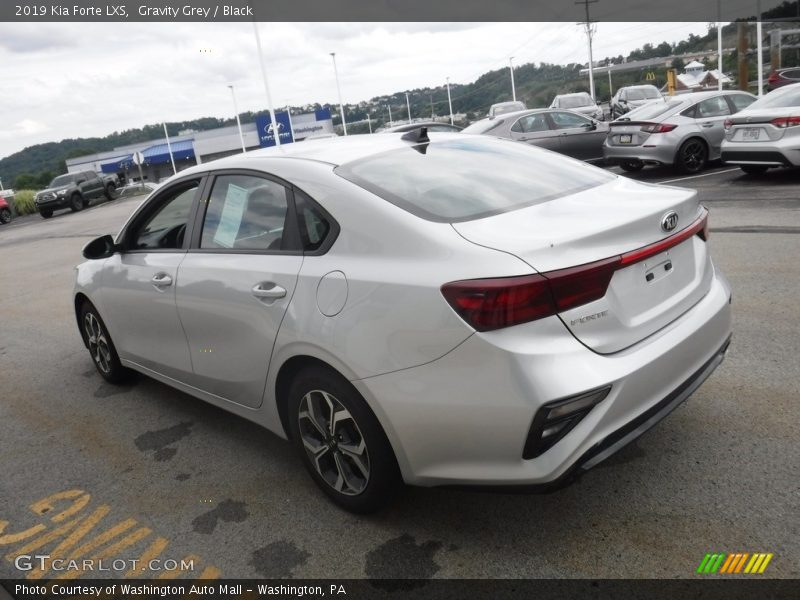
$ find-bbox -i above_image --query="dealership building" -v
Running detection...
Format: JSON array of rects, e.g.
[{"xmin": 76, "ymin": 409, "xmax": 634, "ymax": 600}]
[{"xmin": 66, "ymin": 109, "xmax": 334, "ymax": 183}]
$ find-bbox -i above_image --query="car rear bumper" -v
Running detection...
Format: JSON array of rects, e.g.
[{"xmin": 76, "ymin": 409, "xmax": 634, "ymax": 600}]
[
  {"xmin": 721, "ymin": 145, "xmax": 797, "ymax": 167},
  {"xmin": 354, "ymin": 265, "xmax": 732, "ymax": 488},
  {"xmin": 603, "ymin": 141, "xmax": 675, "ymax": 166}
]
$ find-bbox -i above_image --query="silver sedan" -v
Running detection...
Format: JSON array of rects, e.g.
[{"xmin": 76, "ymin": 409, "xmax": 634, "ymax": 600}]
[
  {"xmin": 604, "ymin": 90, "xmax": 757, "ymax": 173},
  {"xmin": 721, "ymin": 82, "xmax": 800, "ymax": 174},
  {"xmin": 75, "ymin": 132, "xmax": 732, "ymax": 512},
  {"xmin": 462, "ymin": 108, "xmax": 609, "ymax": 162}
]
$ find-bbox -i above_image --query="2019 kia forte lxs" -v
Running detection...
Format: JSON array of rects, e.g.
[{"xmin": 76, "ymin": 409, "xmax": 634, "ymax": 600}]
[{"xmin": 74, "ymin": 132, "xmax": 731, "ymax": 513}]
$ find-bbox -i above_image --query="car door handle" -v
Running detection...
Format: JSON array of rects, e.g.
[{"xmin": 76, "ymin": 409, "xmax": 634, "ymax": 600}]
[
  {"xmin": 252, "ymin": 282, "xmax": 286, "ymax": 300},
  {"xmin": 151, "ymin": 273, "xmax": 173, "ymax": 289},
  {"xmin": 700, "ymin": 122, "xmax": 715, "ymax": 128}
]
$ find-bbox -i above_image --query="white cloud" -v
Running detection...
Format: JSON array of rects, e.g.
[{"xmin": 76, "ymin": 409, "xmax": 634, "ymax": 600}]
[{"xmin": 0, "ymin": 21, "xmax": 709, "ymax": 160}]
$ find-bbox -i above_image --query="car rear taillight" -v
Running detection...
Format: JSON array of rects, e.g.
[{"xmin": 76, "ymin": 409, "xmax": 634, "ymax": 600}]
[
  {"xmin": 770, "ymin": 116, "xmax": 800, "ymax": 128},
  {"xmin": 723, "ymin": 118, "xmax": 733, "ymax": 131},
  {"xmin": 640, "ymin": 123, "xmax": 677, "ymax": 133},
  {"xmin": 442, "ymin": 209, "xmax": 710, "ymax": 332},
  {"xmin": 768, "ymin": 71, "xmax": 780, "ymax": 84}
]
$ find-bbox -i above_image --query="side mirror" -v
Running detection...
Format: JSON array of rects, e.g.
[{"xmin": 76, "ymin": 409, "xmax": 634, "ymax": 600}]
[
  {"xmin": 582, "ymin": 122, "xmax": 597, "ymax": 130},
  {"xmin": 83, "ymin": 234, "xmax": 119, "ymax": 260}
]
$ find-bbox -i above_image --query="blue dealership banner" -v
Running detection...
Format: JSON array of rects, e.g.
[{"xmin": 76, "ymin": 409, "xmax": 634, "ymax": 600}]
[{"xmin": 255, "ymin": 112, "xmax": 294, "ymax": 147}]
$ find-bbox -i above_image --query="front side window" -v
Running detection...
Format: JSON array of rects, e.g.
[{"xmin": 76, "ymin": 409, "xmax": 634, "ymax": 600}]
[
  {"xmin": 728, "ymin": 94, "xmax": 756, "ymax": 112},
  {"xmin": 200, "ymin": 175, "xmax": 290, "ymax": 251},
  {"xmin": 131, "ymin": 181, "xmax": 199, "ymax": 250},
  {"xmin": 550, "ymin": 111, "xmax": 591, "ymax": 129}
]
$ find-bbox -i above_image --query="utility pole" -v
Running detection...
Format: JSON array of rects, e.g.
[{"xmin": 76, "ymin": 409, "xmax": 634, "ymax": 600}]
[
  {"xmin": 738, "ymin": 21, "xmax": 749, "ymax": 92},
  {"xmin": 756, "ymin": 0, "xmax": 764, "ymax": 96},
  {"xmin": 388, "ymin": 105, "xmax": 393, "ymax": 127},
  {"xmin": 577, "ymin": 0, "xmax": 598, "ymax": 101},
  {"xmin": 405, "ymin": 92, "xmax": 412, "ymax": 123}
]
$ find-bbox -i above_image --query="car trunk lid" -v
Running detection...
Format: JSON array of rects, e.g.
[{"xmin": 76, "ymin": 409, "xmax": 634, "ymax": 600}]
[{"xmin": 452, "ymin": 176, "xmax": 713, "ymax": 353}]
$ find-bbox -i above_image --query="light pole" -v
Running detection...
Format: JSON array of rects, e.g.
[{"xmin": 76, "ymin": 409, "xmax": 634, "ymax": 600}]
[
  {"xmin": 388, "ymin": 104, "xmax": 393, "ymax": 127},
  {"xmin": 577, "ymin": 0, "xmax": 598, "ymax": 101},
  {"xmin": 228, "ymin": 85, "xmax": 247, "ymax": 153},
  {"xmin": 252, "ymin": 22, "xmax": 280, "ymax": 147},
  {"xmin": 330, "ymin": 52, "xmax": 348, "ymax": 135},
  {"xmin": 405, "ymin": 92, "xmax": 412, "ymax": 123},
  {"xmin": 446, "ymin": 77, "xmax": 454, "ymax": 125},
  {"xmin": 756, "ymin": 0, "xmax": 764, "ymax": 96},
  {"xmin": 366, "ymin": 112, "xmax": 372, "ymax": 134},
  {"xmin": 162, "ymin": 122, "xmax": 177, "ymax": 175},
  {"xmin": 509, "ymin": 57, "xmax": 516, "ymax": 102}
]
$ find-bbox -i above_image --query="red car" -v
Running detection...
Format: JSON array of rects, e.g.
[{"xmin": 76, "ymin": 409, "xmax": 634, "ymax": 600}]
[
  {"xmin": 767, "ymin": 67, "xmax": 800, "ymax": 92},
  {"xmin": 0, "ymin": 197, "xmax": 12, "ymax": 224}
]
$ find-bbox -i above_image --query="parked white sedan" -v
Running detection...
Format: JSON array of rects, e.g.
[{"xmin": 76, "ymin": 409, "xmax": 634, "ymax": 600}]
[{"xmin": 75, "ymin": 131, "xmax": 732, "ymax": 512}]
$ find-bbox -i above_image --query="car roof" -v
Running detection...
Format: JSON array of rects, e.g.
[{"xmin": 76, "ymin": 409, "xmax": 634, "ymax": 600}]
[
  {"xmin": 383, "ymin": 121, "xmax": 459, "ymax": 132},
  {"xmin": 174, "ymin": 132, "xmax": 467, "ymax": 173}
]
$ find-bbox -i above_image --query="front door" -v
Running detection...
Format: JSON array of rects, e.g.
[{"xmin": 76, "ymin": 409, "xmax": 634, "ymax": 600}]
[{"xmin": 100, "ymin": 178, "xmax": 202, "ymax": 380}]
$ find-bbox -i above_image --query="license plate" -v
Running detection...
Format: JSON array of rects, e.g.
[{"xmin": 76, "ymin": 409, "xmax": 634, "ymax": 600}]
[
  {"xmin": 742, "ymin": 128, "xmax": 761, "ymax": 140},
  {"xmin": 619, "ymin": 134, "xmax": 632, "ymax": 144}
]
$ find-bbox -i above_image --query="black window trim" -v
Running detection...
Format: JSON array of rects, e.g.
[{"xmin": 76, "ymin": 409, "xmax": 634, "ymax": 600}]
[{"xmin": 118, "ymin": 173, "xmax": 209, "ymax": 254}]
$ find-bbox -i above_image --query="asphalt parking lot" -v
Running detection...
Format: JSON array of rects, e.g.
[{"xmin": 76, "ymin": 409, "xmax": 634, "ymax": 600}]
[{"xmin": 0, "ymin": 164, "xmax": 798, "ymax": 580}]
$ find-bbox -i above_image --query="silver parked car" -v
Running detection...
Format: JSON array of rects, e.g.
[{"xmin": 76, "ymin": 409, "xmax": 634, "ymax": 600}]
[
  {"xmin": 604, "ymin": 90, "xmax": 757, "ymax": 173},
  {"xmin": 463, "ymin": 108, "xmax": 609, "ymax": 162},
  {"xmin": 550, "ymin": 92, "xmax": 604, "ymax": 121},
  {"xmin": 75, "ymin": 132, "xmax": 732, "ymax": 513},
  {"xmin": 721, "ymin": 83, "xmax": 800, "ymax": 175},
  {"xmin": 609, "ymin": 85, "xmax": 665, "ymax": 120}
]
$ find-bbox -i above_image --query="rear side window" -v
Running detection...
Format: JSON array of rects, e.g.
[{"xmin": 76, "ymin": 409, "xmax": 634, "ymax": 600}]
[
  {"xmin": 294, "ymin": 190, "xmax": 333, "ymax": 252},
  {"xmin": 462, "ymin": 119, "xmax": 506, "ymax": 134},
  {"xmin": 335, "ymin": 137, "xmax": 615, "ymax": 223}
]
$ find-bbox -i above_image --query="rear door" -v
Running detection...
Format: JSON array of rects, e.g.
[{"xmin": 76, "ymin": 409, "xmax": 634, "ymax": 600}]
[
  {"xmin": 508, "ymin": 113, "xmax": 562, "ymax": 152},
  {"xmin": 175, "ymin": 172, "xmax": 304, "ymax": 408},
  {"xmin": 694, "ymin": 96, "xmax": 732, "ymax": 156}
]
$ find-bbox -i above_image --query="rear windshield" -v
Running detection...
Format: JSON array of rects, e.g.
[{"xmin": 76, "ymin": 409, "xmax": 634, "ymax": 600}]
[
  {"xmin": 335, "ymin": 137, "xmax": 615, "ymax": 222},
  {"xmin": 619, "ymin": 100, "xmax": 683, "ymax": 121},
  {"xmin": 560, "ymin": 95, "xmax": 592, "ymax": 108},
  {"xmin": 627, "ymin": 88, "xmax": 661, "ymax": 100},
  {"xmin": 748, "ymin": 85, "xmax": 800, "ymax": 109}
]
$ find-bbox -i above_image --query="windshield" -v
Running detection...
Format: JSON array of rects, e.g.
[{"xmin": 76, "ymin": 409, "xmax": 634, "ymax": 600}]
[
  {"xmin": 747, "ymin": 85, "xmax": 800, "ymax": 109},
  {"xmin": 50, "ymin": 174, "xmax": 76, "ymax": 187},
  {"xmin": 627, "ymin": 88, "xmax": 661, "ymax": 100},
  {"xmin": 560, "ymin": 96, "xmax": 592, "ymax": 108},
  {"xmin": 335, "ymin": 137, "xmax": 615, "ymax": 222}
]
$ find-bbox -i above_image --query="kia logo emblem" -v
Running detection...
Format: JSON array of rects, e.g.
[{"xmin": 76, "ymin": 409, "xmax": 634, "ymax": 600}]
[{"xmin": 661, "ymin": 211, "xmax": 679, "ymax": 232}]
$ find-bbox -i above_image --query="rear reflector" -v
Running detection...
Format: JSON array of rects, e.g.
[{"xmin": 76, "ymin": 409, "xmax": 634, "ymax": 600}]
[{"xmin": 442, "ymin": 208, "xmax": 709, "ymax": 331}]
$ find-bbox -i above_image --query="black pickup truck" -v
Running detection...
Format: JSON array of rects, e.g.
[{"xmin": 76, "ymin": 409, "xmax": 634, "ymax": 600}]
[{"xmin": 34, "ymin": 171, "xmax": 117, "ymax": 219}]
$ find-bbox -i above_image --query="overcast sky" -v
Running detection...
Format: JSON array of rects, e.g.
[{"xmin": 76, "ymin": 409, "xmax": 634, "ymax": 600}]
[{"xmin": 0, "ymin": 21, "xmax": 710, "ymax": 161}]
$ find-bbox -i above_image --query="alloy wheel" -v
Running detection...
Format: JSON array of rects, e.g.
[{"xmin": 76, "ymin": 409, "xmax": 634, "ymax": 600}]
[
  {"xmin": 298, "ymin": 389, "xmax": 370, "ymax": 496},
  {"xmin": 680, "ymin": 140, "xmax": 706, "ymax": 172},
  {"xmin": 84, "ymin": 312, "xmax": 112, "ymax": 374}
]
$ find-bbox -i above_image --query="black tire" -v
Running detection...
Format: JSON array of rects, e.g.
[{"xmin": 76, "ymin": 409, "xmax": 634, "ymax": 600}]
[
  {"xmin": 0, "ymin": 208, "xmax": 11, "ymax": 224},
  {"xmin": 40, "ymin": 209, "xmax": 53, "ymax": 219},
  {"xmin": 70, "ymin": 194, "xmax": 84, "ymax": 212},
  {"xmin": 287, "ymin": 366, "xmax": 401, "ymax": 513},
  {"xmin": 740, "ymin": 165, "xmax": 769, "ymax": 176},
  {"xmin": 675, "ymin": 138, "xmax": 707, "ymax": 174},
  {"xmin": 105, "ymin": 183, "xmax": 116, "ymax": 200},
  {"xmin": 79, "ymin": 301, "xmax": 134, "ymax": 384},
  {"xmin": 619, "ymin": 160, "xmax": 645, "ymax": 172}
]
